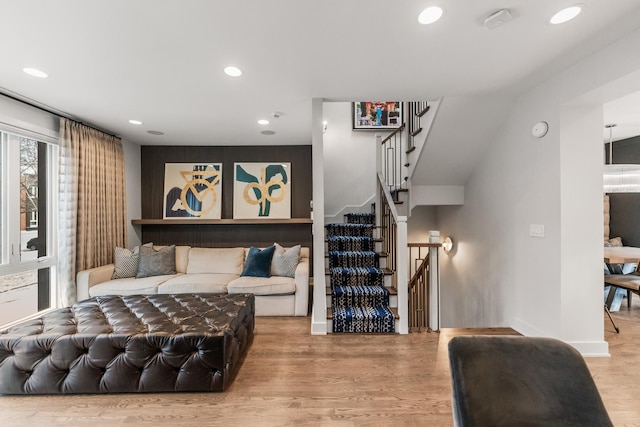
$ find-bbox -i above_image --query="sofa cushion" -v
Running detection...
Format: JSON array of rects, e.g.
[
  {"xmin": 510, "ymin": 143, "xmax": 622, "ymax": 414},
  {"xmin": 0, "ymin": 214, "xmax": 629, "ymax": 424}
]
[
  {"xmin": 187, "ymin": 247, "xmax": 245, "ymax": 275},
  {"xmin": 241, "ymin": 245, "xmax": 276, "ymax": 278},
  {"xmin": 271, "ymin": 243, "xmax": 301, "ymax": 278},
  {"xmin": 88, "ymin": 274, "xmax": 180, "ymax": 297},
  {"xmin": 157, "ymin": 273, "xmax": 238, "ymax": 294},
  {"xmin": 227, "ymin": 276, "xmax": 295, "ymax": 296},
  {"xmin": 137, "ymin": 245, "xmax": 177, "ymax": 278}
]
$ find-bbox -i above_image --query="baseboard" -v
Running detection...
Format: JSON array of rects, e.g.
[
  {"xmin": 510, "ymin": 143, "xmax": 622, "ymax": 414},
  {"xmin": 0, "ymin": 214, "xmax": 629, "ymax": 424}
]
[
  {"xmin": 311, "ymin": 319, "xmax": 327, "ymax": 335},
  {"xmin": 566, "ymin": 340, "xmax": 610, "ymax": 358},
  {"xmin": 512, "ymin": 317, "xmax": 610, "ymax": 357},
  {"xmin": 510, "ymin": 316, "xmax": 548, "ymax": 338}
]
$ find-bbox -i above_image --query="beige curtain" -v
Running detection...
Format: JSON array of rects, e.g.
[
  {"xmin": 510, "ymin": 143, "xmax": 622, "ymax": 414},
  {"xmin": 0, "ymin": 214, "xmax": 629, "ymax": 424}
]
[{"xmin": 58, "ymin": 118, "xmax": 127, "ymax": 306}]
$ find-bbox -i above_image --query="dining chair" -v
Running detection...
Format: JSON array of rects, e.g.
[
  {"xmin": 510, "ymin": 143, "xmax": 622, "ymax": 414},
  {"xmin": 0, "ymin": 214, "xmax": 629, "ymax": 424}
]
[{"xmin": 448, "ymin": 336, "xmax": 613, "ymax": 427}]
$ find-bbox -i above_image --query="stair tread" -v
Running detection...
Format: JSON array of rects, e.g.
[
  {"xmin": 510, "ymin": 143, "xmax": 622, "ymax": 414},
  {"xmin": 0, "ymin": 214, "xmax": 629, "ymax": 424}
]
[
  {"xmin": 327, "ymin": 307, "xmax": 399, "ymax": 319},
  {"xmin": 326, "ymin": 267, "xmax": 393, "ymax": 275},
  {"xmin": 326, "ymin": 237, "xmax": 382, "ymax": 242},
  {"xmin": 326, "ymin": 285, "xmax": 397, "ymax": 295},
  {"xmin": 325, "ymin": 251, "xmax": 388, "ymax": 257}
]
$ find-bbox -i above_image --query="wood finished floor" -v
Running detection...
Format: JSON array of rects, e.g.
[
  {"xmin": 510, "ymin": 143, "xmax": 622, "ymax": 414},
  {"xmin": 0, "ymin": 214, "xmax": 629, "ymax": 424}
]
[{"xmin": 1, "ymin": 299, "xmax": 639, "ymax": 427}]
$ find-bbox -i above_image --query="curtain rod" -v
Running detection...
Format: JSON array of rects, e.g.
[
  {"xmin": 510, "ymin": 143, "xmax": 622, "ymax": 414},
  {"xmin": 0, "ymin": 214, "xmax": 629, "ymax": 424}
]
[{"xmin": 0, "ymin": 88, "xmax": 119, "ymax": 139}]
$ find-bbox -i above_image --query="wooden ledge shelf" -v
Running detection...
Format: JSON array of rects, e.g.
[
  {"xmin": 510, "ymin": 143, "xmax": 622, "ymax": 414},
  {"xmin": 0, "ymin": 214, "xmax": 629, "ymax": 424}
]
[{"xmin": 132, "ymin": 218, "xmax": 313, "ymax": 225}]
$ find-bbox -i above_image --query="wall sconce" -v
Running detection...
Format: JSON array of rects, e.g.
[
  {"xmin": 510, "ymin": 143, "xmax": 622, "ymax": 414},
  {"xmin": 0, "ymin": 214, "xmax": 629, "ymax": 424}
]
[
  {"xmin": 322, "ymin": 120, "xmax": 328, "ymax": 134},
  {"xmin": 442, "ymin": 236, "xmax": 453, "ymax": 254}
]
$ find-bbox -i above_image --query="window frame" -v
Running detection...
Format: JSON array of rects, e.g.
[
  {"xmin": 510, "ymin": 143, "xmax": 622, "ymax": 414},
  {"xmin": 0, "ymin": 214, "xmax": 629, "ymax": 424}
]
[{"xmin": 0, "ymin": 125, "xmax": 58, "ymax": 313}]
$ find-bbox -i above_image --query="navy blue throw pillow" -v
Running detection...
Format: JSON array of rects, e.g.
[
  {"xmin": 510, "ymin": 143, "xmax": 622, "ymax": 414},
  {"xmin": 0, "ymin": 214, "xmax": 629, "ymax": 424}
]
[{"xmin": 241, "ymin": 245, "xmax": 276, "ymax": 277}]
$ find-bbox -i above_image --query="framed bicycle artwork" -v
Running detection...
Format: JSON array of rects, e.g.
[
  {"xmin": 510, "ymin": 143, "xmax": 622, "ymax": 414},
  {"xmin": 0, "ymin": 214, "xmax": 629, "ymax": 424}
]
[{"xmin": 352, "ymin": 101, "xmax": 403, "ymax": 130}]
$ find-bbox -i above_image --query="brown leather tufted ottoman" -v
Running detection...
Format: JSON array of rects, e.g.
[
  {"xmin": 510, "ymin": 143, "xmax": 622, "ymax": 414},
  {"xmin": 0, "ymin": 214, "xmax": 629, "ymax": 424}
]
[{"xmin": 0, "ymin": 293, "xmax": 254, "ymax": 394}]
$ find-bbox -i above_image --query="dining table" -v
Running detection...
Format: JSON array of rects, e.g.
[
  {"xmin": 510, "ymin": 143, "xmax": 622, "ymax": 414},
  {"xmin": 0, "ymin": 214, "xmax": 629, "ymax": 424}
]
[{"xmin": 603, "ymin": 246, "xmax": 640, "ymax": 264}]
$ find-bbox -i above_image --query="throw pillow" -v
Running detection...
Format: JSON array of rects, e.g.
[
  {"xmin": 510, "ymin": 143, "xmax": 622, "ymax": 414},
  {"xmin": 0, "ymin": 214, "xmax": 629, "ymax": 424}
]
[
  {"xmin": 112, "ymin": 242, "xmax": 153, "ymax": 279},
  {"xmin": 271, "ymin": 243, "xmax": 301, "ymax": 278},
  {"xmin": 136, "ymin": 245, "xmax": 177, "ymax": 278},
  {"xmin": 241, "ymin": 245, "xmax": 276, "ymax": 278},
  {"xmin": 605, "ymin": 237, "xmax": 623, "ymax": 247}
]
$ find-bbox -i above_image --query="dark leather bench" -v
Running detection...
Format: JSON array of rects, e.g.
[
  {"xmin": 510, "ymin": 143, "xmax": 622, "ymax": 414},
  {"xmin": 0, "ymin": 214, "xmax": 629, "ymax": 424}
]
[{"xmin": 0, "ymin": 293, "xmax": 254, "ymax": 394}]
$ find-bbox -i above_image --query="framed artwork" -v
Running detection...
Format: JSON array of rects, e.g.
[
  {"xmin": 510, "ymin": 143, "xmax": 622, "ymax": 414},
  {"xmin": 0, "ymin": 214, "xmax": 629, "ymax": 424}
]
[
  {"xmin": 352, "ymin": 101, "xmax": 403, "ymax": 130},
  {"xmin": 163, "ymin": 163, "xmax": 222, "ymax": 219},
  {"xmin": 234, "ymin": 162, "xmax": 291, "ymax": 219}
]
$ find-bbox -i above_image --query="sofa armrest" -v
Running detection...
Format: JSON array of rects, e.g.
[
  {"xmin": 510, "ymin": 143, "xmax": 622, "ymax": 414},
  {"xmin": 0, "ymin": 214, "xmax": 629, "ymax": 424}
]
[
  {"xmin": 293, "ymin": 257, "xmax": 309, "ymax": 316},
  {"xmin": 76, "ymin": 264, "xmax": 115, "ymax": 301}
]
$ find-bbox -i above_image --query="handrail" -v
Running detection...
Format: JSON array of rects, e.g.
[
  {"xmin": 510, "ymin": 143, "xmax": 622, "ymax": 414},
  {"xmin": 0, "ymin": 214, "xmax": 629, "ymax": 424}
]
[
  {"xmin": 377, "ymin": 172, "xmax": 400, "ymax": 220},
  {"xmin": 407, "ymin": 102, "xmax": 430, "ymax": 152},
  {"xmin": 380, "ymin": 123, "xmax": 406, "ymax": 146}
]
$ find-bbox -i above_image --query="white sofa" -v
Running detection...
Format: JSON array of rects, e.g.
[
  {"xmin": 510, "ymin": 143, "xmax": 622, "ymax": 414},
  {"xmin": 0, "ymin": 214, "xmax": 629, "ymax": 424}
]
[{"xmin": 76, "ymin": 246, "xmax": 309, "ymax": 316}]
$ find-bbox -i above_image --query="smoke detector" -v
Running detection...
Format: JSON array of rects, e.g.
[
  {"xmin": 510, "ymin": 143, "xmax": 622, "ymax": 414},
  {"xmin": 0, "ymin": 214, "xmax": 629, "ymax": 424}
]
[
  {"xmin": 484, "ymin": 9, "xmax": 512, "ymax": 29},
  {"xmin": 271, "ymin": 111, "xmax": 284, "ymax": 119}
]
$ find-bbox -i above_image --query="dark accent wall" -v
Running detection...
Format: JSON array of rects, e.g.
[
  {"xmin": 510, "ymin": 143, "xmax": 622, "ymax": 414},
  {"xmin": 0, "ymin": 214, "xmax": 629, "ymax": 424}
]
[
  {"xmin": 138, "ymin": 145, "xmax": 312, "ymax": 248},
  {"xmin": 606, "ymin": 135, "xmax": 640, "ymax": 246}
]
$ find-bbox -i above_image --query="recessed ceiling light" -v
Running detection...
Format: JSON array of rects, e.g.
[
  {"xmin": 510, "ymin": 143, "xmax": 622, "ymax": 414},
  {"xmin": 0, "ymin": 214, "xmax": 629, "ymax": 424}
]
[
  {"xmin": 418, "ymin": 6, "xmax": 443, "ymax": 25},
  {"xmin": 128, "ymin": 119, "xmax": 143, "ymax": 125},
  {"xmin": 23, "ymin": 67, "xmax": 48, "ymax": 78},
  {"xmin": 224, "ymin": 66, "xmax": 242, "ymax": 77},
  {"xmin": 261, "ymin": 130, "xmax": 276, "ymax": 136},
  {"xmin": 147, "ymin": 130, "xmax": 164, "ymax": 136},
  {"xmin": 258, "ymin": 119, "xmax": 270, "ymax": 125},
  {"xmin": 550, "ymin": 5, "xmax": 582, "ymax": 24}
]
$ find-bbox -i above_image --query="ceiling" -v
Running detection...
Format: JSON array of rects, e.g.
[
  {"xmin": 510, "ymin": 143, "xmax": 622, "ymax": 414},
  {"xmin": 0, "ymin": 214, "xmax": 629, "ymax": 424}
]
[{"xmin": 1, "ymin": 0, "xmax": 640, "ymax": 148}]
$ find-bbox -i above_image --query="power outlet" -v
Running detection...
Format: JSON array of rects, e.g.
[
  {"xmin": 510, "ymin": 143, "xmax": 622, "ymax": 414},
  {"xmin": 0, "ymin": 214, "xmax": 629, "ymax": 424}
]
[{"xmin": 530, "ymin": 224, "xmax": 545, "ymax": 238}]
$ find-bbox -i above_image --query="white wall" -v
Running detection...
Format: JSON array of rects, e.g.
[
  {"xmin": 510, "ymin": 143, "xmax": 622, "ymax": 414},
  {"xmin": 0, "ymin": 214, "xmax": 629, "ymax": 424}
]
[
  {"xmin": 322, "ymin": 102, "xmax": 391, "ymax": 221},
  {"xmin": 121, "ymin": 139, "xmax": 141, "ymax": 248},
  {"xmin": 407, "ymin": 205, "xmax": 437, "ymax": 243},
  {"xmin": 435, "ymin": 27, "xmax": 640, "ymax": 355}
]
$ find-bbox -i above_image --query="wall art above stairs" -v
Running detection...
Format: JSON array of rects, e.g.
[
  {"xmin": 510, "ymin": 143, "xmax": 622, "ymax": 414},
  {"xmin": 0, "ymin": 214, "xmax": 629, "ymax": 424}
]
[{"xmin": 326, "ymin": 212, "xmax": 396, "ymax": 333}]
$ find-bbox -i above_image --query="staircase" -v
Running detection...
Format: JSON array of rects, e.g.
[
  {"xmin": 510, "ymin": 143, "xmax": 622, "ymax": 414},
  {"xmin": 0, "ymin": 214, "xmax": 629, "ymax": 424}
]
[{"xmin": 325, "ymin": 212, "xmax": 397, "ymax": 333}]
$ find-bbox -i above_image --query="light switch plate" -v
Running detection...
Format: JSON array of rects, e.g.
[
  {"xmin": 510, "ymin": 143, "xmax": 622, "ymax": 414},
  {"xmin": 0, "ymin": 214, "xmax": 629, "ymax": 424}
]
[{"xmin": 530, "ymin": 224, "xmax": 545, "ymax": 238}]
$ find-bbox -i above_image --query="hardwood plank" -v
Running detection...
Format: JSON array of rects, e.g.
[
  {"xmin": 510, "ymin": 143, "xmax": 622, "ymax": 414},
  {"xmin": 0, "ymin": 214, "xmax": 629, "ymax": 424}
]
[{"xmin": 0, "ymin": 301, "xmax": 638, "ymax": 426}]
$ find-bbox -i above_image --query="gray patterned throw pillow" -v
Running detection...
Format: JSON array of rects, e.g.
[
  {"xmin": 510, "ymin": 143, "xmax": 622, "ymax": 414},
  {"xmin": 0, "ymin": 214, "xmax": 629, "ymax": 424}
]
[
  {"xmin": 136, "ymin": 245, "xmax": 177, "ymax": 278},
  {"xmin": 112, "ymin": 242, "xmax": 153, "ymax": 279},
  {"xmin": 271, "ymin": 243, "xmax": 301, "ymax": 278}
]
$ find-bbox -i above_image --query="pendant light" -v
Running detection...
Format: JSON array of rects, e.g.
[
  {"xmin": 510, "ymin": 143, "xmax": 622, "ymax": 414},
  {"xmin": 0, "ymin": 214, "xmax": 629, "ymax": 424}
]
[{"xmin": 603, "ymin": 123, "xmax": 640, "ymax": 193}]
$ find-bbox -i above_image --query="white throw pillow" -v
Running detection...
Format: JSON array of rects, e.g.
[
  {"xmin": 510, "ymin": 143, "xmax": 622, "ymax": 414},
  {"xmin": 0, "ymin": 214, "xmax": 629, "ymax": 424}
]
[{"xmin": 271, "ymin": 243, "xmax": 301, "ymax": 278}]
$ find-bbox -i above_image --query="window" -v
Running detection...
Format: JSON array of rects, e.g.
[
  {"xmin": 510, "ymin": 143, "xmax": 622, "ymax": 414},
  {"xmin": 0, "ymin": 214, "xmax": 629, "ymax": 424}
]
[{"xmin": 0, "ymin": 129, "xmax": 57, "ymax": 326}]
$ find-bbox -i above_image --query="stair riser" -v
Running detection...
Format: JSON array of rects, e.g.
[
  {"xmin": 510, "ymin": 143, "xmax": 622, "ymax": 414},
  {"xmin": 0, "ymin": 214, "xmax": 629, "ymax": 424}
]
[
  {"xmin": 325, "ymin": 225, "xmax": 374, "ymax": 238},
  {"xmin": 324, "ymin": 275, "xmax": 393, "ymax": 288},
  {"xmin": 325, "ymin": 257, "xmax": 386, "ymax": 269},
  {"xmin": 326, "ymin": 238, "xmax": 377, "ymax": 252},
  {"xmin": 327, "ymin": 318, "xmax": 400, "ymax": 334},
  {"xmin": 327, "ymin": 294, "xmax": 398, "ymax": 308},
  {"xmin": 326, "ymin": 242, "xmax": 382, "ymax": 252}
]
